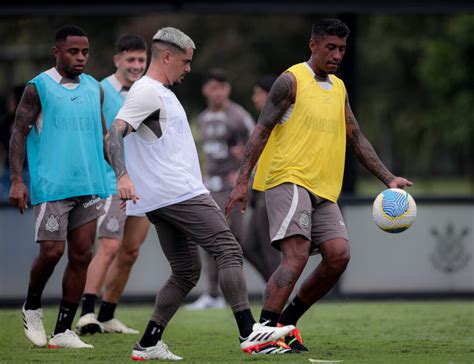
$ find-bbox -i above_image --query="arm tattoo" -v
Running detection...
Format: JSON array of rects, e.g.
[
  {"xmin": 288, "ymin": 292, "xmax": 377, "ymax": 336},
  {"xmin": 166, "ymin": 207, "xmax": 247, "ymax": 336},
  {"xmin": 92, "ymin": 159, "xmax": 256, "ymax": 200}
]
[
  {"xmin": 237, "ymin": 73, "xmax": 296, "ymax": 183},
  {"xmin": 345, "ymin": 98, "xmax": 395, "ymax": 185},
  {"xmin": 9, "ymin": 84, "xmax": 41, "ymax": 182},
  {"xmin": 258, "ymin": 72, "xmax": 295, "ymax": 129},
  {"xmin": 105, "ymin": 119, "xmax": 133, "ymax": 179},
  {"xmin": 236, "ymin": 124, "xmax": 272, "ymax": 183}
]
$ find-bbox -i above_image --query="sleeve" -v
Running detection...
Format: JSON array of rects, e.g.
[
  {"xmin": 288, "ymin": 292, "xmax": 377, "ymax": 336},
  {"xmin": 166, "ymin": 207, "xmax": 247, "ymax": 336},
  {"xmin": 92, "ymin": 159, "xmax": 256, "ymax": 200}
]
[{"xmin": 116, "ymin": 83, "xmax": 162, "ymax": 130}]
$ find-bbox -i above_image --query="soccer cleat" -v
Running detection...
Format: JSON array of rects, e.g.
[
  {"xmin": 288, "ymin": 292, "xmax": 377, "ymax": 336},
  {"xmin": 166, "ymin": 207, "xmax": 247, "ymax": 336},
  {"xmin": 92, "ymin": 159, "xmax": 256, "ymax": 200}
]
[
  {"xmin": 131, "ymin": 341, "xmax": 183, "ymax": 361},
  {"xmin": 252, "ymin": 339, "xmax": 299, "ymax": 354},
  {"xmin": 184, "ymin": 293, "xmax": 226, "ymax": 310},
  {"xmin": 75, "ymin": 313, "xmax": 104, "ymax": 335},
  {"xmin": 22, "ymin": 304, "xmax": 47, "ymax": 347},
  {"xmin": 101, "ymin": 318, "xmax": 139, "ymax": 334},
  {"xmin": 279, "ymin": 325, "xmax": 309, "ymax": 352},
  {"xmin": 48, "ymin": 329, "xmax": 94, "ymax": 348},
  {"xmin": 240, "ymin": 321, "xmax": 295, "ymax": 353}
]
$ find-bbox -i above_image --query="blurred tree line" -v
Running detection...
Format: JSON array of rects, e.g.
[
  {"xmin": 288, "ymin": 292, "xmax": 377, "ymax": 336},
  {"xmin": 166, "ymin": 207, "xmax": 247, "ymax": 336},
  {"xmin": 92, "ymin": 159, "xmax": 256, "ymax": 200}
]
[
  {"xmin": 355, "ymin": 14, "xmax": 473, "ymax": 183},
  {"xmin": 0, "ymin": 13, "xmax": 472, "ymax": 194}
]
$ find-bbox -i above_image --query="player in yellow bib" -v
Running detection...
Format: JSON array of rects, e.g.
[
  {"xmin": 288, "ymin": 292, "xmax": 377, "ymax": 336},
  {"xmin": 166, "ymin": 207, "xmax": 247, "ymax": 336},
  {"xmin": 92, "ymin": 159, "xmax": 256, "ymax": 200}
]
[{"xmin": 226, "ymin": 18, "xmax": 412, "ymax": 352}]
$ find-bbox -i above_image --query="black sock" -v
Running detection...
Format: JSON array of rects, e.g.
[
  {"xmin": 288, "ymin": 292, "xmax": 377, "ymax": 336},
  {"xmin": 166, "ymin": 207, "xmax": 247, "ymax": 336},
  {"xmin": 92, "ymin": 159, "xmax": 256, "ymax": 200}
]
[
  {"xmin": 80, "ymin": 294, "xmax": 97, "ymax": 316},
  {"xmin": 234, "ymin": 309, "xmax": 255, "ymax": 338},
  {"xmin": 53, "ymin": 300, "xmax": 78, "ymax": 335},
  {"xmin": 97, "ymin": 301, "xmax": 117, "ymax": 322},
  {"xmin": 278, "ymin": 295, "xmax": 311, "ymax": 326},
  {"xmin": 25, "ymin": 286, "xmax": 42, "ymax": 310},
  {"xmin": 259, "ymin": 309, "xmax": 280, "ymax": 327},
  {"xmin": 139, "ymin": 320, "xmax": 165, "ymax": 348}
]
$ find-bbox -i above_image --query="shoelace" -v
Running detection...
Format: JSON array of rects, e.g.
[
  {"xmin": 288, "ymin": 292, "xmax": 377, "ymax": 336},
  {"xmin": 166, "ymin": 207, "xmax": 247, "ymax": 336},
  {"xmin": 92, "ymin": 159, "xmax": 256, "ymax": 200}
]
[{"xmin": 255, "ymin": 320, "xmax": 272, "ymax": 332}]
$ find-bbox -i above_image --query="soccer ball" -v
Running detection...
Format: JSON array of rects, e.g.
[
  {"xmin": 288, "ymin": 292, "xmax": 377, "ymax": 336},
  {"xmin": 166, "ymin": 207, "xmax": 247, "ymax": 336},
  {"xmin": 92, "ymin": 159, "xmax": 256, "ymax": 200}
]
[{"xmin": 372, "ymin": 188, "xmax": 417, "ymax": 233}]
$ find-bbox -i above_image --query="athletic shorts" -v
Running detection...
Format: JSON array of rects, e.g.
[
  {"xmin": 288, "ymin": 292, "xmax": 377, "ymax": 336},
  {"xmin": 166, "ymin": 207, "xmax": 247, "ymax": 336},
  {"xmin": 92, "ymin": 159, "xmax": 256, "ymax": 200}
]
[
  {"xmin": 34, "ymin": 195, "xmax": 105, "ymax": 242},
  {"xmin": 266, "ymin": 183, "xmax": 348, "ymax": 254},
  {"xmin": 97, "ymin": 195, "xmax": 127, "ymax": 240}
]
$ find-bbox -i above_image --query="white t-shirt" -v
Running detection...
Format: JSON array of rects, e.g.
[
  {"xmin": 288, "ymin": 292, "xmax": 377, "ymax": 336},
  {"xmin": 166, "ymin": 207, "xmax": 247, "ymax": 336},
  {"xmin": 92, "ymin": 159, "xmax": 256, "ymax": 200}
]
[{"xmin": 116, "ymin": 76, "xmax": 208, "ymax": 215}]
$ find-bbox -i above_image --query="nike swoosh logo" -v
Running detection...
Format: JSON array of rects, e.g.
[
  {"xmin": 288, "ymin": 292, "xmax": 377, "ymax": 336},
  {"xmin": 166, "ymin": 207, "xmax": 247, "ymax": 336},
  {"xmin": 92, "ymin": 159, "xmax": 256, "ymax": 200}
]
[{"xmin": 71, "ymin": 96, "xmax": 79, "ymax": 101}]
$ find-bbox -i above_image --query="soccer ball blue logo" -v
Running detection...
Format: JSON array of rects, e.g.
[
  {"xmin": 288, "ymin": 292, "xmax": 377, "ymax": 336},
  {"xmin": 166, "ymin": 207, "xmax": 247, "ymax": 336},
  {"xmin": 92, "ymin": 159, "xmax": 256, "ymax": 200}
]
[{"xmin": 372, "ymin": 188, "xmax": 417, "ymax": 233}]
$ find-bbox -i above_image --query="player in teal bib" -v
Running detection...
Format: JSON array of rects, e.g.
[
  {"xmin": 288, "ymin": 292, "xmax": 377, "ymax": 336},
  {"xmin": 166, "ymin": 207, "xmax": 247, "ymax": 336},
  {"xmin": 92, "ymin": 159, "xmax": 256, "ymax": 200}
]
[
  {"xmin": 27, "ymin": 72, "xmax": 109, "ymax": 204},
  {"xmin": 9, "ymin": 25, "xmax": 111, "ymax": 349}
]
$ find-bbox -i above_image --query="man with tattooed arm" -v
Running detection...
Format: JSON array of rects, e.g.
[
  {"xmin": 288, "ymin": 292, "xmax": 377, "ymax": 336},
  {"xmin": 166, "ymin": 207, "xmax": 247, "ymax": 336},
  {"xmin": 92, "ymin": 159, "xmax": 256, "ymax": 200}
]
[
  {"xmin": 225, "ymin": 18, "xmax": 412, "ymax": 352},
  {"xmin": 9, "ymin": 25, "xmax": 109, "ymax": 349},
  {"xmin": 104, "ymin": 27, "xmax": 294, "ymax": 360}
]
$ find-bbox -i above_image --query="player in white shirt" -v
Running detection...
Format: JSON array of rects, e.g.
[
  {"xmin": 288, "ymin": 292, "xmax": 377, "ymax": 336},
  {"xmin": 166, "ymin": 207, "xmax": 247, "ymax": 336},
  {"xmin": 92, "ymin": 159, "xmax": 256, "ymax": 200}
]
[{"xmin": 104, "ymin": 27, "xmax": 295, "ymax": 360}]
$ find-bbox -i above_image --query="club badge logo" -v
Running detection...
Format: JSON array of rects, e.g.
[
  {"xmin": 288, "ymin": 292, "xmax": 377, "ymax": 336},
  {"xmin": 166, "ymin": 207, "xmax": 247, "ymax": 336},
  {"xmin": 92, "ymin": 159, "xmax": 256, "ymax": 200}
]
[
  {"xmin": 45, "ymin": 215, "xmax": 60, "ymax": 232},
  {"xmin": 430, "ymin": 222, "xmax": 471, "ymax": 274}
]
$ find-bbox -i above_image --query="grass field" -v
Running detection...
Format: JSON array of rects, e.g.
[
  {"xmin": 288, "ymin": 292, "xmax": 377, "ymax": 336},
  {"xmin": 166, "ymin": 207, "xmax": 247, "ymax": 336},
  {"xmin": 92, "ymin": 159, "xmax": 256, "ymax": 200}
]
[{"xmin": 1, "ymin": 300, "xmax": 473, "ymax": 363}]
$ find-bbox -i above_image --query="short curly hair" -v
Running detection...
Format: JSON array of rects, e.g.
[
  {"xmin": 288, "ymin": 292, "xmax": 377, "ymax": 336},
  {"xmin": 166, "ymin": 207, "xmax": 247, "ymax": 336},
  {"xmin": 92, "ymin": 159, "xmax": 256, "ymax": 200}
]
[{"xmin": 311, "ymin": 18, "xmax": 350, "ymax": 39}]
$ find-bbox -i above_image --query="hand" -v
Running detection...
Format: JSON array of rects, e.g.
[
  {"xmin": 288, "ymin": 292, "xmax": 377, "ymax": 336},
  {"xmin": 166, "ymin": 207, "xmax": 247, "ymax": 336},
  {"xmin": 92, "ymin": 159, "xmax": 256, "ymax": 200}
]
[
  {"xmin": 387, "ymin": 176, "xmax": 413, "ymax": 189},
  {"xmin": 117, "ymin": 174, "xmax": 139, "ymax": 204},
  {"xmin": 9, "ymin": 181, "xmax": 29, "ymax": 214},
  {"xmin": 224, "ymin": 180, "xmax": 249, "ymax": 217}
]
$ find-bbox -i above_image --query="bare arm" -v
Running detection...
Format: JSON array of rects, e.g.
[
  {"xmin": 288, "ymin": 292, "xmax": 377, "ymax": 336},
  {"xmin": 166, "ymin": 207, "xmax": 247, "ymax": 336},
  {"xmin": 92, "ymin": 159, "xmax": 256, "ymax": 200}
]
[
  {"xmin": 105, "ymin": 119, "xmax": 133, "ymax": 179},
  {"xmin": 236, "ymin": 72, "xmax": 296, "ymax": 185},
  {"xmin": 225, "ymin": 72, "xmax": 296, "ymax": 215},
  {"xmin": 10, "ymin": 84, "xmax": 40, "ymax": 182},
  {"xmin": 9, "ymin": 84, "xmax": 41, "ymax": 213},
  {"xmin": 345, "ymin": 95, "xmax": 412, "ymax": 188},
  {"xmin": 105, "ymin": 118, "xmax": 140, "ymax": 203}
]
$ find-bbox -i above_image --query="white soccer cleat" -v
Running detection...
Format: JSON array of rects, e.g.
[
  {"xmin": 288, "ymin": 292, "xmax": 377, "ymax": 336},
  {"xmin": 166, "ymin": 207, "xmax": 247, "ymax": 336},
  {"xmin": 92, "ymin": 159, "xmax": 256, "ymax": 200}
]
[
  {"xmin": 131, "ymin": 341, "xmax": 183, "ymax": 361},
  {"xmin": 22, "ymin": 304, "xmax": 47, "ymax": 347},
  {"xmin": 101, "ymin": 318, "xmax": 139, "ymax": 334},
  {"xmin": 75, "ymin": 313, "xmax": 104, "ymax": 335},
  {"xmin": 184, "ymin": 293, "xmax": 226, "ymax": 310},
  {"xmin": 48, "ymin": 329, "xmax": 94, "ymax": 348},
  {"xmin": 240, "ymin": 321, "xmax": 296, "ymax": 353}
]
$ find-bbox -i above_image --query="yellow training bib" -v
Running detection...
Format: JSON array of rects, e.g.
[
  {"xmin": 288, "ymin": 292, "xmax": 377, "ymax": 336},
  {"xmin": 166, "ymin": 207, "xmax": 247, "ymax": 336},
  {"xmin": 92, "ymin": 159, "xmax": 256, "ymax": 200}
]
[{"xmin": 253, "ymin": 63, "xmax": 346, "ymax": 202}]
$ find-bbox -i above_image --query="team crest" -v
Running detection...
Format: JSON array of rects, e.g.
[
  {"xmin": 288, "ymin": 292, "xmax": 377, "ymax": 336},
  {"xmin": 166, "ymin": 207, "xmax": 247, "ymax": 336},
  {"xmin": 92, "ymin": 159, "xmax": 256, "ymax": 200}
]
[
  {"xmin": 299, "ymin": 210, "xmax": 311, "ymax": 230},
  {"xmin": 45, "ymin": 215, "xmax": 60, "ymax": 232},
  {"xmin": 430, "ymin": 222, "xmax": 471, "ymax": 274},
  {"xmin": 106, "ymin": 216, "xmax": 120, "ymax": 233}
]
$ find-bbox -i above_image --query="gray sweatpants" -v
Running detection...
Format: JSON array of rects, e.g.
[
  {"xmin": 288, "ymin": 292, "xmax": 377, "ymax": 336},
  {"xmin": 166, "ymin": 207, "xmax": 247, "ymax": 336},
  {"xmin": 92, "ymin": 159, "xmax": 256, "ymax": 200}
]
[
  {"xmin": 146, "ymin": 193, "xmax": 251, "ymax": 327},
  {"xmin": 206, "ymin": 188, "xmax": 245, "ymax": 296}
]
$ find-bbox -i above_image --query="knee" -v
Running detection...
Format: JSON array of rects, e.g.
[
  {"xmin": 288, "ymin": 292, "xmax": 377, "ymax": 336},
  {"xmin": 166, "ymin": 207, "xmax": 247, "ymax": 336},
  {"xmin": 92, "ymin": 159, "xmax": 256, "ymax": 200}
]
[
  {"xmin": 118, "ymin": 246, "xmax": 140, "ymax": 267},
  {"xmin": 98, "ymin": 239, "xmax": 120, "ymax": 260},
  {"xmin": 214, "ymin": 235, "xmax": 244, "ymax": 269},
  {"xmin": 40, "ymin": 246, "xmax": 64, "ymax": 265},
  {"xmin": 281, "ymin": 239, "xmax": 310, "ymax": 269},
  {"xmin": 188, "ymin": 264, "xmax": 201, "ymax": 287},
  {"xmin": 69, "ymin": 247, "xmax": 93, "ymax": 269},
  {"xmin": 283, "ymin": 249, "xmax": 309, "ymax": 270},
  {"xmin": 172, "ymin": 261, "xmax": 201, "ymax": 289},
  {"xmin": 325, "ymin": 246, "xmax": 350, "ymax": 274}
]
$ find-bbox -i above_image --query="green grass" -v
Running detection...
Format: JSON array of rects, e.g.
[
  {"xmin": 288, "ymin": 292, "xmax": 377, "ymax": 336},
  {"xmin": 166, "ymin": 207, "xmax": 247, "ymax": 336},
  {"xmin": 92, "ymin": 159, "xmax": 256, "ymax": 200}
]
[{"xmin": 1, "ymin": 301, "xmax": 473, "ymax": 363}]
